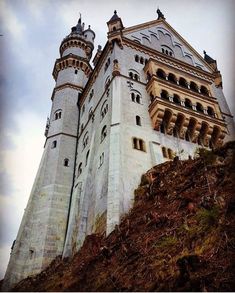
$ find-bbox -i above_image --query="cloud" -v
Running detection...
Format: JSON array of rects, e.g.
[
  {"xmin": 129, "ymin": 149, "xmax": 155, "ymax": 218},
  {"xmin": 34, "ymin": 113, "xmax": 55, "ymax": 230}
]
[
  {"xmin": 0, "ymin": 244, "xmax": 11, "ymax": 279},
  {"xmin": 0, "ymin": 1, "xmax": 26, "ymax": 43}
]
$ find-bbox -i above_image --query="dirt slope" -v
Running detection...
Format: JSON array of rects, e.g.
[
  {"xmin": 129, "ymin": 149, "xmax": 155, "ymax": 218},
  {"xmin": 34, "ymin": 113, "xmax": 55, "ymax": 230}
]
[{"xmin": 10, "ymin": 141, "xmax": 235, "ymax": 292}]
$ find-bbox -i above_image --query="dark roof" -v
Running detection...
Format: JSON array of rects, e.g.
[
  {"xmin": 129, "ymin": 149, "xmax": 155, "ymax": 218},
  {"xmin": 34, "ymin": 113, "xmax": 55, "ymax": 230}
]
[
  {"xmin": 203, "ymin": 50, "xmax": 216, "ymax": 64},
  {"xmin": 108, "ymin": 10, "xmax": 120, "ymax": 22}
]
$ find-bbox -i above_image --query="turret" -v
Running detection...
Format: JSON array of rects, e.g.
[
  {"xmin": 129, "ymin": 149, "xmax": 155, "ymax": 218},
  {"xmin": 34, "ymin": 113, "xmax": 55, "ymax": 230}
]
[
  {"xmin": 2, "ymin": 14, "xmax": 94, "ymax": 291},
  {"xmin": 53, "ymin": 16, "xmax": 94, "ymax": 89},
  {"xmin": 60, "ymin": 16, "xmax": 95, "ymax": 60},
  {"xmin": 107, "ymin": 10, "xmax": 124, "ymax": 49}
]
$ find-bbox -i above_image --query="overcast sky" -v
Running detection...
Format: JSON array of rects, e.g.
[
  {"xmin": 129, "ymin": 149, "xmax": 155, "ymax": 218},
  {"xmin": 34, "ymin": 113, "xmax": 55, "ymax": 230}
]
[{"xmin": 0, "ymin": 0, "xmax": 235, "ymax": 280}]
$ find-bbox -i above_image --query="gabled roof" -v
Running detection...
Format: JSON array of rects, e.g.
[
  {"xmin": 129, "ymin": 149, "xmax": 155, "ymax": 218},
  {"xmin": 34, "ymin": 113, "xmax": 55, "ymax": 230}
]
[{"xmin": 123, "ymin": 17, "xmax": 215, "ymax": 73}]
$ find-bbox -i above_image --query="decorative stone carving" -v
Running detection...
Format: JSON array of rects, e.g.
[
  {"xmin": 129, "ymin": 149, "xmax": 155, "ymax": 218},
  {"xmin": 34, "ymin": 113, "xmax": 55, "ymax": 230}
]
[{"xmin": 112, "ymin": 59, "xmax": 121, "ymax": 76}]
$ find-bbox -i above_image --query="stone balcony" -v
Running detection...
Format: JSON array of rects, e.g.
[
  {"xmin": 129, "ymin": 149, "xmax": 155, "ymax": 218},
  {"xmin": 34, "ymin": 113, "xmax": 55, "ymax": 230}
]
[{"xmin": 149, "ymin": 95, "xmax": 227, "ymax": 148}]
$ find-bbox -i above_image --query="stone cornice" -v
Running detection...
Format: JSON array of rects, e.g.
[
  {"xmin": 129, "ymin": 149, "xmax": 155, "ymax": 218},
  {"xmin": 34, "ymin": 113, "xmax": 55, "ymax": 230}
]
[
  {"xmin": 51, "ymin": 83, "xmax": 83, "ymax": 101},
  {"xmin": 44, "ymin": 132, "xmax": 77, "ymax": 147},
  {"xmin": 60, "ymin": 35, "xmax": 94, "ymax": 57},
  {"xmin": 52, "ymin": 54, "xmax": 93, "ymax": 80}
]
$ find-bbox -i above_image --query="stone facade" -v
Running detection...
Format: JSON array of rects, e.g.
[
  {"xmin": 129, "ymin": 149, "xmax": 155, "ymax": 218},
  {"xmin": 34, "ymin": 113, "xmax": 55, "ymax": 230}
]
[{"xmin": 3, "ymin": 11, "xmax": 235, "ymax": 291}]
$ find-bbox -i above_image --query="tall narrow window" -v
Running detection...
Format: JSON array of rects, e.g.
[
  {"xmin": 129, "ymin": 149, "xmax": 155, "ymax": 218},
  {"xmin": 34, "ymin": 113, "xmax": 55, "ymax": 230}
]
[
  {"xmin": 78, "ymin": 163, "xmax": 82, "ymax": 177},
  {"xmin": 136, "ymin": 115, "xmax": 141, "ymax": 126},
  {"xmin": 131, "ymin": 93, "xmax": 135, "ymax": 102},
  {"xmin": 132, "ymin": 138, "xmax": 146, "ymax": 152},
  {"xmin": 101, "ymin": 125, "xmax": 107, "ymax": 142},
  {"xmin": 83, "ymin": 132, "xmax": 89, "ymax": 149},
  {"xmin": 85, "ymin": 150, "xmax": 90, "ymax": 166},
  {"xmin": 52, "ymin": 140, "xmax": 57, "ymax": 148},
  {"xmin": 99, "ymin": 152, "xmax": 104, "ymax": 168},
  {"xmin": 101, "ymin": 100, "xmax": 108, "ymax": 120},
  {"xmin": 64, "ymin": 158, "xmax": 69, "ymax": 167},
  {"xmin": 75, "ymin": 69, "xmax": 78, "ymax": 74},
  {"xmin": 136, "ymin": 94, "xmax": 141, "ymax": 104}
]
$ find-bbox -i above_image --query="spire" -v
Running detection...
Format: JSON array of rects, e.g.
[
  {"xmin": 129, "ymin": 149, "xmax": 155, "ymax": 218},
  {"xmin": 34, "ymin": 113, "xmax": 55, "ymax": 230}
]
[
  {"xmin": 76, "ymin": 13, "xmax": 83, "ymax": 34},
  {"xmin": 108, "ymin": 10, "xmax": 120, "ymax": 22},
  {"xmin": 156, "ymin": 8, "xmax": 165, "ymax": 20},
  {"xmin": 70, "ymin": 13, "xmax": 84, "ymax": 35}
]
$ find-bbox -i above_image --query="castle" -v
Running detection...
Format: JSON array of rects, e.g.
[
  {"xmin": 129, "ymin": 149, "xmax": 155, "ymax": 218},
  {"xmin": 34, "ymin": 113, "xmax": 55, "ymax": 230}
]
[{"xmin": 3, "ymin": 9, "xmax": 235, "ymax": 290}]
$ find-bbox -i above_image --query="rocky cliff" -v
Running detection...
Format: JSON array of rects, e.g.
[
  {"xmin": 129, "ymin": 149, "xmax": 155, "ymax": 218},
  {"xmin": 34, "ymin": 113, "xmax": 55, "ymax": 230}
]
[{"xmin": 6, "ymin": 141, "xmax": 235, "ymax": 291}]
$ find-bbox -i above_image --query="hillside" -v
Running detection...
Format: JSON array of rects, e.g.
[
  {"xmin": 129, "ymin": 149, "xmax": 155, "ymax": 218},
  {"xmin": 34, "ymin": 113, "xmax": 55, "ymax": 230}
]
[{"xmin": 9, "ymin": 141, "xmax": 235, "ymax": 291}]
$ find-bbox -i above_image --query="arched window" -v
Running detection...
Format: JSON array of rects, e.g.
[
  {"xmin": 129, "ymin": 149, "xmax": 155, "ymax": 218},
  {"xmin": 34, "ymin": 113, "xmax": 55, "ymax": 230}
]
[
  {"xmin": 83, "ymin": 132, "xmax": 89, "ymax": 149},
  {"xmin": 173, "ymin": 94, "xmax": 181, "ymax": 105},
  {"xmin": 136, "ymin": 94, "xmax": 141, "ymax": 104},
  {"xmin": 160, "ymin": 90, "xmax": 168, "ymax": 100},
  {"xmin": 136, "ymin": 115, "xmax": 141, "ymax": 126},
  {"xmin": 207, "ymin": 106, "xmax": 215, "ymax": 117},
  {"xmin": 140, "ymin": 57, "xmax": 144, "ymax": 64},
  {"xmin": 64, "ymin": 158, "xmax": 69, "ymax": 167},
  {"xmin": 101, "ymin": 100, "xmax": 108, "ymax": 120},
  {"xmin": 196, "ymin": 102, "xmax": 204, "ymax": 113},
  {"xmin": 185, "ymin": 98, "xmax": 192, "ymax": 109},
  {"xmin": 75, "ymin": 69, "xmax": 78, "ymax": 74},
  {"xmin": 104, "ymin": 58, "xmax": 110, "ymax": 72},
  {"xmin": 129, "ymin": 70, "xmax": 140, "ymax": 81},
  {"xmin": 168, "ymin": 73, "xmax": 177, "ymax": 84},
  {"xmin": 132, "ymin": 137, "xmax": 146, "ymax": 151},
  {"xmin": 135, "ymin": 55, "xmax": 139, "ymax": 62},
  {"xmin": 54, "ymin": 110, "xmax": 62, "ymax": 120},
  {"xmin": 134, "ymin": 74, "xmax": 139, "ymax": 81},
  {"xmin": 130, "ymin": 91, "xmax": 141, "ymax": 104},
  {"xmin": 99, "ymin": 152, "xmax": 104, "ymax": 168},
  {"xmin": 190, "ymin": 81, "xmax": 199, "ymax": 93},
  {"xmin": 156, "ymin": 69, "xmax": 166, "ymax": 79},
  {"xmin": 179, "ymin": 77, "xmax": 188, "ymax": 88},
  {"xmin": 52, "ymin": 140, "xmax": 57, "ymax": 148},
  {"xmin": 89, "ymin": 89, "xmax": 94, "ymax": 102},
  {"xmin": 78, "ymin": 163, "xmax": 82, "ymax": 177},
  {"xmin": 131, "ymin": 92, "xmax": 135, "ymax": 102},
  {"xmin": 101, "ymin": 125, "xmax": 107, "ymax": 142},
  {"xmin": 85, "ymin": 150, "xmax": 90, "ymax": 166},
  {"xmin": 201, "ymin": 86, "xmax": 209, "ymax": 96}
]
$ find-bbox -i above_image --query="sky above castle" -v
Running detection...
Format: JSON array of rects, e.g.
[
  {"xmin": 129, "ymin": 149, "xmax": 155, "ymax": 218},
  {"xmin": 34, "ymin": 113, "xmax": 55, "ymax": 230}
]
[{"xmin": 0, "ymin": 0, "xmax": 235, "ymax": 279}]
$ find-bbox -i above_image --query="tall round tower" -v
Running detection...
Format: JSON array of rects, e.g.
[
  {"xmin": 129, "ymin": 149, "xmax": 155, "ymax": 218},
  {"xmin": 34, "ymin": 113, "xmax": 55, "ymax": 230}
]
[{"xmin": 3, "ymin": 16, "xmax": 95, "ymax": 291}]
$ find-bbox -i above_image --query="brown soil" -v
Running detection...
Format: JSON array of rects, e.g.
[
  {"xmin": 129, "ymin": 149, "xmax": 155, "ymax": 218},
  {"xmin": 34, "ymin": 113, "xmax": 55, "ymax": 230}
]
[{"xmin": 9, "ymin": 141, "xmax": 235, "ymax": 291}]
